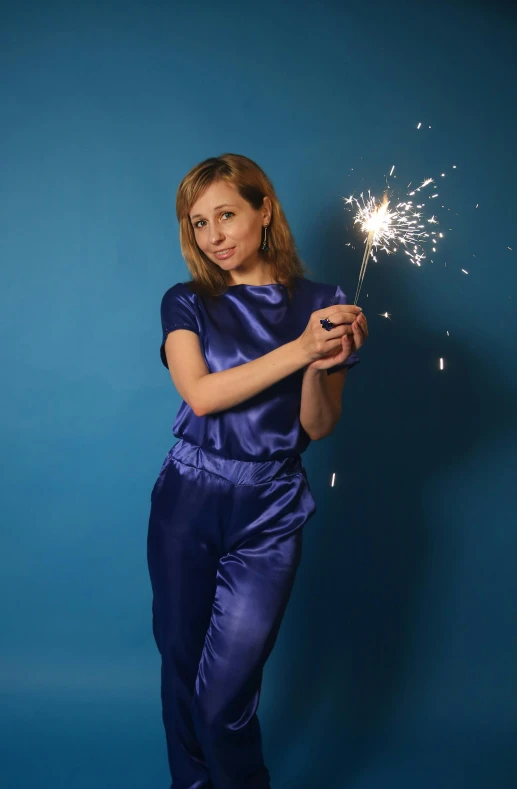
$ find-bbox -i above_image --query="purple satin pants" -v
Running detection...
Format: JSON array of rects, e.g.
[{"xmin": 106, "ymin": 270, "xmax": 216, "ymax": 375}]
[{"xmin": 147, "ymin": 438, "xmax": 317, "ymax": 789}]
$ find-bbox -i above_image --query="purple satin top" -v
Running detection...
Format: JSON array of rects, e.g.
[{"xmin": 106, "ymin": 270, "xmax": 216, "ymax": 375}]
[{"xmin": 159, "ymin": 276, "xmax": 360, "ymax": 461}]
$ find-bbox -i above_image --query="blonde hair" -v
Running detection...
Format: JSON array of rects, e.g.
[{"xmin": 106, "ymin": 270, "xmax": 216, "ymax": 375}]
[{"xmin": 175, "ymin": 153, "xmax": 312, "ymax": 301}]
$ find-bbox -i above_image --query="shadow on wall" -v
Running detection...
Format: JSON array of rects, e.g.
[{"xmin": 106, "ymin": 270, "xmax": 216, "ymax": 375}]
[{"xmin": 264, "ymin": 208, "xmax": 517, "ymax": 789}]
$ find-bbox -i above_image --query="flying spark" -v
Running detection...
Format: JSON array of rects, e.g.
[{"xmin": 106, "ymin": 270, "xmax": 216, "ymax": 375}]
[
  {"xmin": 409, "ymin": 178, "xmax": 435, "ymax": 196},
  {"xmin": 390, "ymin": 165, "xmax": 395, "ymax": 176}
]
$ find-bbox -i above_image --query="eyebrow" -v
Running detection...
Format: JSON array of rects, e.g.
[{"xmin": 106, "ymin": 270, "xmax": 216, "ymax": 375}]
[{"xmin": 190, "ymin": 203, "xmax": 236, "ymax": 220}]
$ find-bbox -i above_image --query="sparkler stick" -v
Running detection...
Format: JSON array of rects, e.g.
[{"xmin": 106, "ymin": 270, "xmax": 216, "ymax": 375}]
[
  {"xmin": 355, "ymin": 228, "xmax": 375, "ymax": 305},
  {"xmin": 353, "ymin": 195, "xmax": 388, "ymax": 305}
]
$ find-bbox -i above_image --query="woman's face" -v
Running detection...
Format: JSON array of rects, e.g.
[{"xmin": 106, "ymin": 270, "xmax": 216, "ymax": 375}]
[{"xmin": 189, "ymin": 180, "xmax": 271, "ymax": 276}]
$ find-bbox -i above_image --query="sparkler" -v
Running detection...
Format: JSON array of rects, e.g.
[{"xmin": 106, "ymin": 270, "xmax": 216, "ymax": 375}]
[{"xmin": 344, "ymin": 176, "xmax": 441, "ymax": 305}]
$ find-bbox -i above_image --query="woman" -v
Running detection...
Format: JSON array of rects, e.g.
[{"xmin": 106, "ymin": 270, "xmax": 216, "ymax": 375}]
[{"xmin": 147, "ymin": 153, "xmax": 368, "ymax": 789}]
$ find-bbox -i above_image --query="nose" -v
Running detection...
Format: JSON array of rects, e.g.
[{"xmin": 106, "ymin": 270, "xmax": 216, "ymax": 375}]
[{"xmin": 209, "ymin": 227, "xmax": 225, "ymax": 244}]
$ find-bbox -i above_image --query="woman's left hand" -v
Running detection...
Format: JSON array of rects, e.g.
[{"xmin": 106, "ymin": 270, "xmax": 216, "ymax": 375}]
[{"xmin": 306, "ymin": 310, "xmax": 368, "ymax": 371}]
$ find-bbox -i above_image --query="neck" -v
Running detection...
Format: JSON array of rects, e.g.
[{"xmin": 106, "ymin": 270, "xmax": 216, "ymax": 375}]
[{"xmin": 227, "ymin": 264, "xmax": 280, "ymax": 287}]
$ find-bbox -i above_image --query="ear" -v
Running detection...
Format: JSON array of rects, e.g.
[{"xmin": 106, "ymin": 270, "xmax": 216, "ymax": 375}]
[{"xmin": 262, "ymin": 195, "xmax": 272, "ymax": 225}]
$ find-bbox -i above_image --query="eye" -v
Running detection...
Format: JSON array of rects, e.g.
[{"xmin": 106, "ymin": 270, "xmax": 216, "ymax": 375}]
[{"xmin": 193, "ymin": 211, "xmax": 234, "ymax": 230}]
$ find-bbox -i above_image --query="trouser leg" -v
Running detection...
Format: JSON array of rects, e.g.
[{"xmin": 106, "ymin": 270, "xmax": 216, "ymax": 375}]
[
  {"xmin": 191, "ymin": 471, "xmax": 313, "ymax": 789},
  {"xmin": 147, "ymin": 455, "xmax": 230, "ymax": 789}
]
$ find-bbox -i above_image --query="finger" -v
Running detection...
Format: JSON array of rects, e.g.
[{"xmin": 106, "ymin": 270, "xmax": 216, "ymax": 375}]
[
  {"xmin": 321, "ymin": 323, "xmax": 353, "ymax": 339},
  {"xmin": 323, "ymin": 305, "xmax": 363, "ymax": 320},
  {"xmin": 352, "ymin": 322, "xmax": 364, "ymax": 348},
  {"xmin": 356, "ymin": 314, "xmax": 368, "ymax": 337},
  {"xmin": 326, "ymin": 313, "xmax": 361, "ymax": 328},
  {"xmin": 343, "ymin": 334, "xmax": 357, "ymax": 355},
  {"xmin": 321, "ymin": 304, "xmax": 362, "ymax": 312}
]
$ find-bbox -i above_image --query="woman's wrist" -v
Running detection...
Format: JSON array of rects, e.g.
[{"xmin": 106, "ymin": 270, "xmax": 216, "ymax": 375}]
[
  {"xmin": 303, "ymin": 364, "xmax": 325, "ymax": 376},
  {"xmin": 292, "ymin": 337, "xmax": 314, "ymax": 369}
]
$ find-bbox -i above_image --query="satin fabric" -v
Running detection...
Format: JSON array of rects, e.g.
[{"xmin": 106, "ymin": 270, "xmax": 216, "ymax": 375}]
[
  {"xmin": 147, "ymin": 438, "xmax": 317, "ymax": 789},
  {"xmin": 159, "ymin": 277, "xmax": 360, "ymax": 462}
]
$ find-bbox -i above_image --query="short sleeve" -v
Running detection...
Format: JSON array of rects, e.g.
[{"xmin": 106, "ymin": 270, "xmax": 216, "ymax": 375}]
[
  {"xmin": 326, "ymin": 284, "xmax": 361, "ymax": 376},
  {"xmin": 159, "ymin": 284, "xmax": 201, "ymax": 368}
]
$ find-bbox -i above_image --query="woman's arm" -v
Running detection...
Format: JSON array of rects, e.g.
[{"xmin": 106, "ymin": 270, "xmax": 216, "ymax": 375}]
[
  {"xmin": 300, "ymin": 367, "xmax": 346, "ymax": 440},
  {"xmin": 164, "ymin": 329, "xmax": 311, "ymax": 417}
]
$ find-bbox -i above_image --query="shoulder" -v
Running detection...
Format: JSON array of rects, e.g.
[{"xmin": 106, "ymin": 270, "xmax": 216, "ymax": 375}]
[
  {"xmin": 161, "ymin": 280, "xmax": 196, "ymax": 298},
  {"xmin": 297, "ymin": 277, "xmax": 346, "ymax": 304},
  {"xmin": 159, "ymin": 282, "xmax": 203, "ymax": 333},
  {"xmin": 161, "ymin": 281, "xmax": 198, "ymax": 307}
]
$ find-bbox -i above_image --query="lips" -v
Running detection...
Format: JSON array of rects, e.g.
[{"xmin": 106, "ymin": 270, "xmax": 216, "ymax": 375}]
[{"xmin": 214, "ymin": 247, "xmax": 236, "ymax": 259}]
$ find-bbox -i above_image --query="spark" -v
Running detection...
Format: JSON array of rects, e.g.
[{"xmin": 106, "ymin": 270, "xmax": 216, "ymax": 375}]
[
  {"xmin": 509, "ymin": 247, "xmax": 513, "ymax": 251},
  {"xmin": 330, "ymin": 472, "xmax": 336, "ymax": 488},
  {"xmin": 417, "ymin": 122, "xmax": 422, "ymax": 129},
  {"xmin": 343, "ymin": 187, "xmax": 439, "ymax": 304},
  {"xmin": 439, "ymin": 358, "xmax": 444, "ymax": 370},
  {"xmin": 453, "ymin": 165, "xmax": 457, "ymax": 168},
  {"xmin": 462, "ymin": 269, "xmax": 469, "ymax": 274},
  {"xmin": 446, "ymin": 331, "xmax": 450, "ymax": 336},
  {"xmin": 379, "ymin": 311, "xmax": 392, "ymax": 320},
  {"xmin": 390, "ymin": 165, "xmax": 395, "ymax": 176},
  {"xmin": 428, "ymin": 216, "xmax": 438, "ymax": 224},
  {"xmin": 441, "ymin": 173, "xmax": 446, "ymax": 177},
  {"xmin": 408, "ymin": 179, "xmax": 434, "ymax": 197}
]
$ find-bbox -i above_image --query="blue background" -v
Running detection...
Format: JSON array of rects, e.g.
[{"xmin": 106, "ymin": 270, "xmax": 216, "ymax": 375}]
[{"xmin": 1, "ymin": 1, "xmax": 516, "ymax": 787}]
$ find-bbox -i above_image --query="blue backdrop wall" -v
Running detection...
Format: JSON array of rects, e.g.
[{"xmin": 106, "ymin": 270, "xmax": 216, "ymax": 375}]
[{"xmin": 1, "ymin": 1, "xmax": 516, "ymax": 788}]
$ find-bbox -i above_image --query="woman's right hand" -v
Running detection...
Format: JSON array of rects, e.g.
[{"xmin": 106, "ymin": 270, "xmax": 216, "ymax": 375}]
[{"xmin": 297, "ymin": 304, "xmax": 364, "ymax": 366}]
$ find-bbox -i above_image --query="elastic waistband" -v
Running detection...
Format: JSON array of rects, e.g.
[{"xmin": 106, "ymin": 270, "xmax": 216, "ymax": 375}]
[{"xmin": 169, "ymin": 439, "xmax": 305, "ymax": 486}]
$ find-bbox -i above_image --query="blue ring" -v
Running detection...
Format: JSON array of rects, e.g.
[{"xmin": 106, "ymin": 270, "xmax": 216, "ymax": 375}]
[{"xmin": 320, "ymin": 318, "xmax": 335, "ymax": 331}]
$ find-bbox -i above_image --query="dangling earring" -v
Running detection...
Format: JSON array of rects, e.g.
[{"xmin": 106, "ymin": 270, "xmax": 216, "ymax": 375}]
[{"xmin": 262, "ymin": 223, "xmax": 269, "ymax": 252}]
